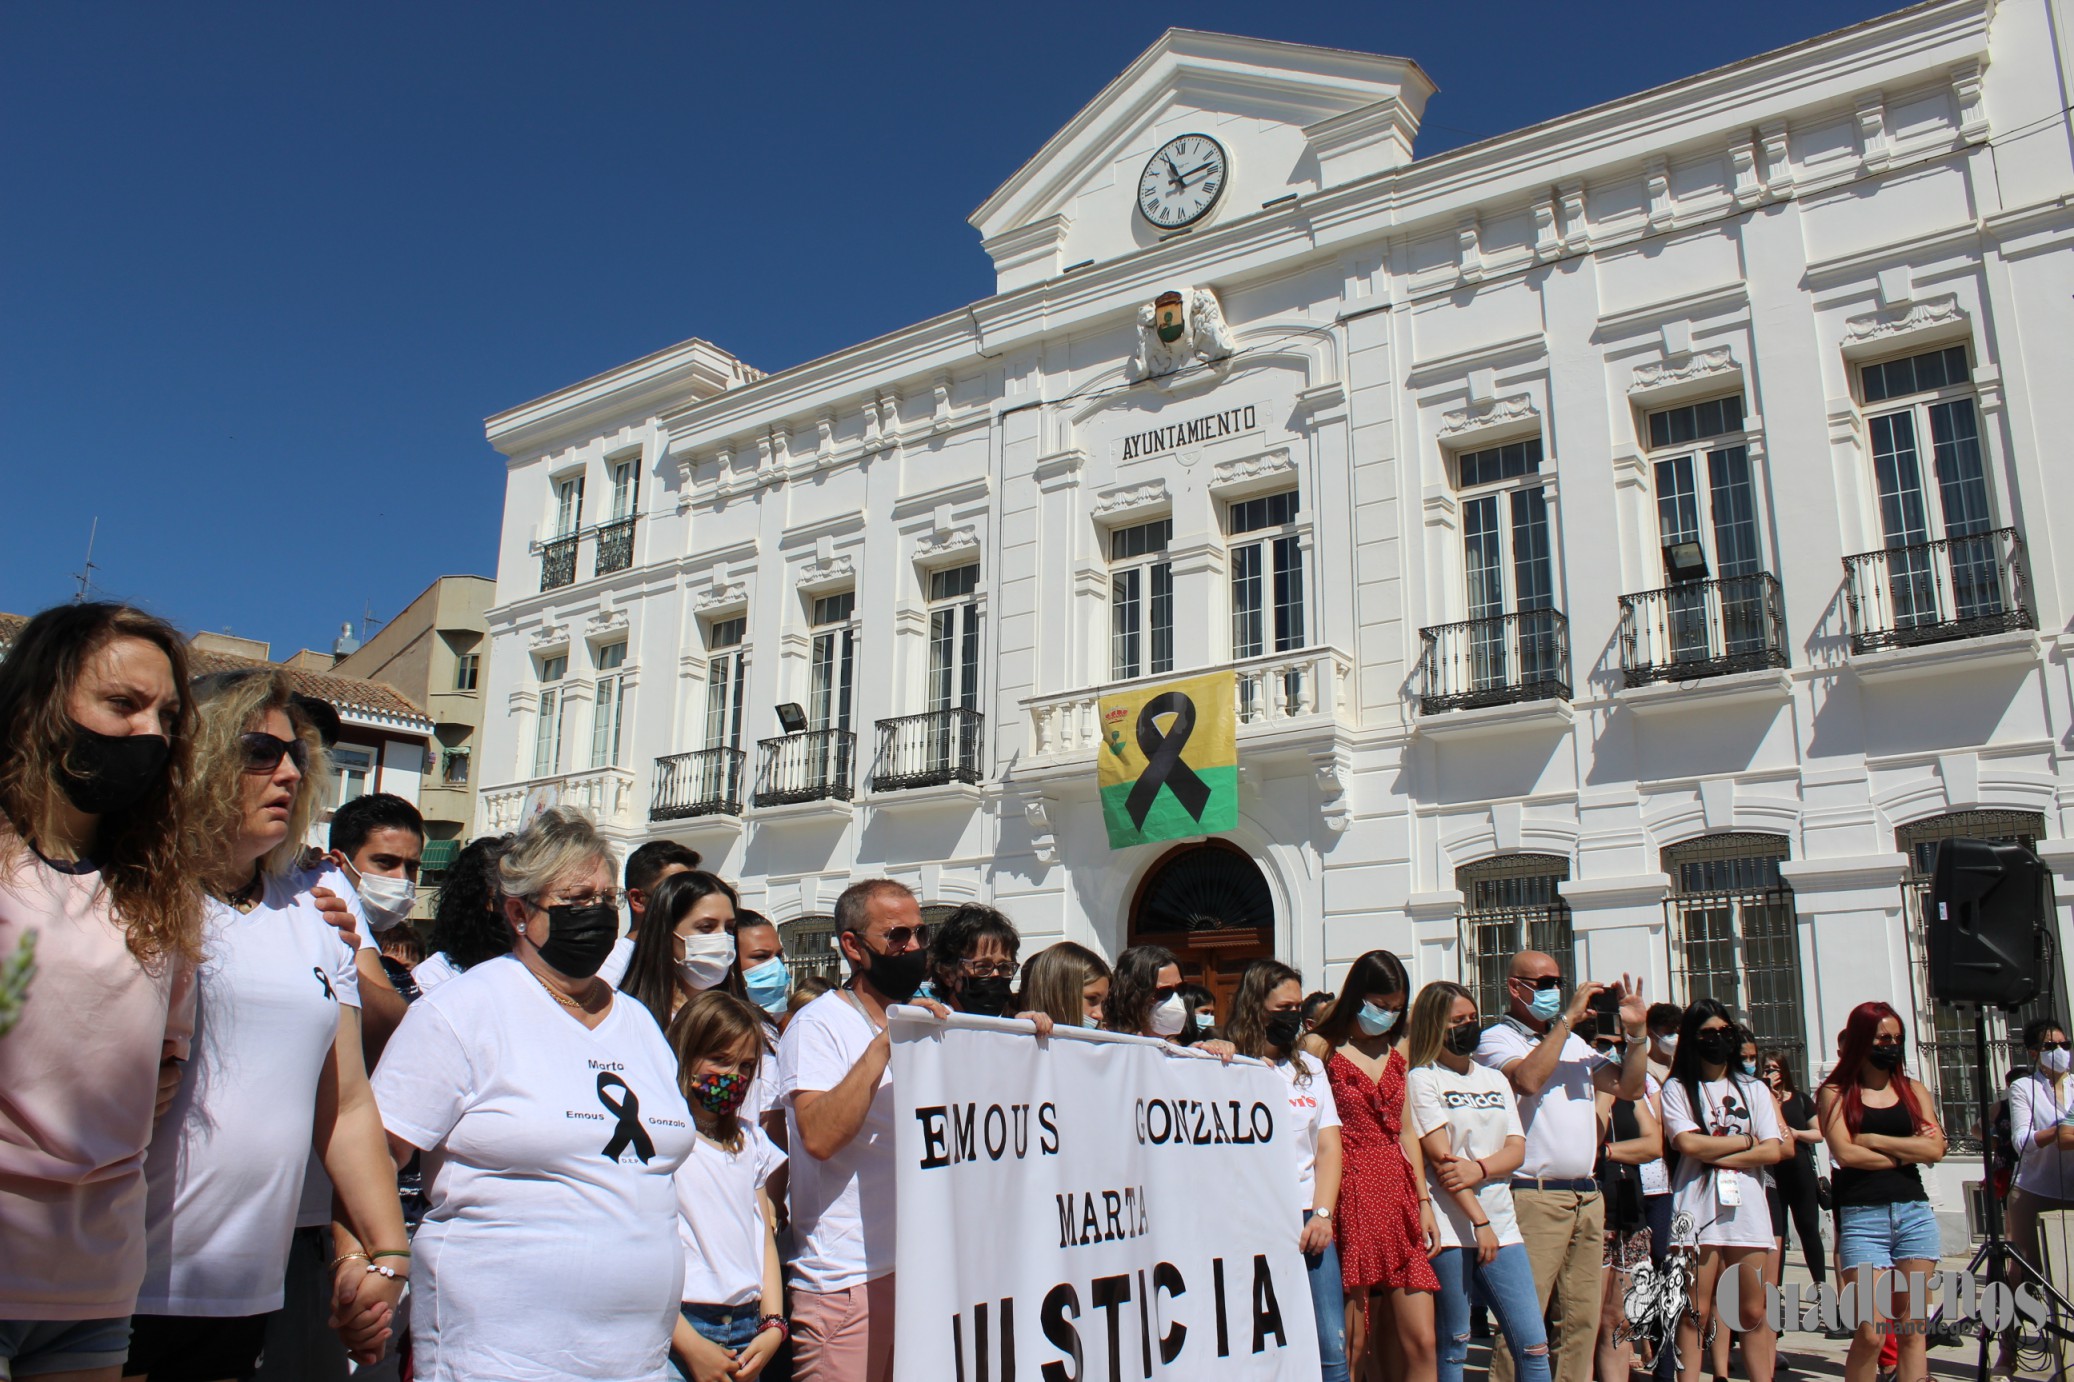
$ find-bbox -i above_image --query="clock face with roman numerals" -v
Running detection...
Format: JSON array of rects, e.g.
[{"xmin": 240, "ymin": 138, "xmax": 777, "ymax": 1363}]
[{"xmin": 1137, "ymin": 134, "xmax": 1229, "ymax": 231}]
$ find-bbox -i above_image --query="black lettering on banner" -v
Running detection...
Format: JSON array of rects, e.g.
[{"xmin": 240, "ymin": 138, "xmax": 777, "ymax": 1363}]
[
  {"xmin": 1153, "ymin": 1262, "xmax": 1188, "ymax": 1363},
  {"xmin": 1250, "ymin": 1254, "xmax": 1288, "ymax": 1353},
  {"xmin": 1213, "ymin": 1256, "xmax": 1230, "ymax": 1357},
  {"xmin": 954, "ymin": 1103, "xmax": 977, "ymax": 1163},
  {"xmin": 1252, "ymin": 1101, "xmax": 1275, "ymax": 1143},
  {"xmin": 1038, "ymin": 1103, "xmax": 1059, "ymax": 1154},
  {"xmin": 918, "ymin": 1106, "xmax": 951, "ymax": 1169},
  {"xmin": 954, "ymin": 1311, "xmax": 966, "ymax": 1382},
  {"xmin": 986, "ymin": 1104, "xmax": 1008, "ymax": 1161},
  {"xmin": 1040, "ymin": 1285, "xmax": 1082, "ymax": 1382},
  {"xmin": 1136, "ymin": 1268, "xmax": 1153, "ymax": 1379},
  {"xmin": 1013, "ymin": 1104, "xmax": 1030, "ymax": 1158},
  {"xmin": 1103, "ymin": 1190, "xmax": 1122, "ymax": 1240},
  {"xmin": 1208, "ymin": 1101, "xmax": 1230, "ymax": 1144},
  {"xmin": 1090, "ymin": 1275, "xmax": 1132, "ymax": 1382},
  {"xmin": 959, "ymin": 1299, "xmax": 1014, "ymax": 1382}
]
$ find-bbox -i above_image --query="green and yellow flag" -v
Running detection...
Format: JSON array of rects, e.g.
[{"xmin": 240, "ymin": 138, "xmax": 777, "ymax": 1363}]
[{"xmin": 1097, "ymin": 670, "xmax": 1238, "ymax": 850}]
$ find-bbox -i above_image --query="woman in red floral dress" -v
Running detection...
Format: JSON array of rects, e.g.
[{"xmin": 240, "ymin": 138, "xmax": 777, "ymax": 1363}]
[{"xmin": 1305, "ymin": 950, "xmax": 1439, "ymax": 1382}]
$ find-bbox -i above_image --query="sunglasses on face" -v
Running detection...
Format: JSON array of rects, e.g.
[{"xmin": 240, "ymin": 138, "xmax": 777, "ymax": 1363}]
[
  {"xmin": 2038, "ymin": 1040, "xmax": 2071, "ymax": 1052},
  {"xmin": 239, "ymin": 732, "xmax": 309, "ymax": 775},
  {"xmin": 1515, "ymin": 975, "xmax": 1562, "ymax": 991},
  {"xmin": 875, "ymin": 924, "xmax": 931, "ymax": 951},
  {"xmin": 1152, "ymin": 985, "xmax": 1181, "ymax": 1003}
]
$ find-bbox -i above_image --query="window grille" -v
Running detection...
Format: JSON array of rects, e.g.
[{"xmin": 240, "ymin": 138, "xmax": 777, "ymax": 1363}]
[
  {"xmin": 780, "ymin": 914, "xmax": 843, "ymax": 987},
  {"xmin": 1457, "ymin": 854, "xmax": 1575, "ymax": 1024},
  {"xmin": 1664, "ymin": 833, "xmax": 1807, "ymax": 1085}
]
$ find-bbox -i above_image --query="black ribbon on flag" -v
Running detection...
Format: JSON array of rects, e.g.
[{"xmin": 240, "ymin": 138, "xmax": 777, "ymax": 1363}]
[
  {"xmin": 597, "ymin": 1073, "xmax": 656, "ymax": 1163},
  {"xmin": 1123, "ymin": 691, "xmax": 1212, "ymax": 829}
]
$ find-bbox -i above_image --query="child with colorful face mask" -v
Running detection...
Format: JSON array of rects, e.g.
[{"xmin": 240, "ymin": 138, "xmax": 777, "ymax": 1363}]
[{"xmin": 668, "ymin": 991, "xmax": 787, "ymax": 1382}]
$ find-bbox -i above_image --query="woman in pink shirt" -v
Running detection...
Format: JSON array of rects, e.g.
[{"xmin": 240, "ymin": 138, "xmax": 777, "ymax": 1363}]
[{"xmin": 0, "ymin": 603, "xmax": 205, "ymax": 1382}]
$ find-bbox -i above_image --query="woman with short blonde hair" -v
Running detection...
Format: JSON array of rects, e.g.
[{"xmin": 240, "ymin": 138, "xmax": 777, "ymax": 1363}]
[{"xmin": 1018, "ymin": 942, "xmax": 1111, "ymax": 1029}]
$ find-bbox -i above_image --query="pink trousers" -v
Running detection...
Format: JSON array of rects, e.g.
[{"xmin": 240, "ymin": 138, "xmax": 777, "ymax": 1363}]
[{"xmin": 790, "ymin": 1273, "xmax": 896, "ymax": 1382}]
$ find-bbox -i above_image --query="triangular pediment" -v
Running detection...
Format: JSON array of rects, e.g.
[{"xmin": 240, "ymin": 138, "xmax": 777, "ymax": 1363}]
[{"xmin": 971, "ymin": 29, "xmax": 1434, "ymax": 291}]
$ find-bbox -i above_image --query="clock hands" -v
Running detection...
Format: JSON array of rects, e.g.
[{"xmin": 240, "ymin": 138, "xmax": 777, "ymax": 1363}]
[{"xmin": 1177, "ymin": 160, "xmax": 1219, "ymax": 184}]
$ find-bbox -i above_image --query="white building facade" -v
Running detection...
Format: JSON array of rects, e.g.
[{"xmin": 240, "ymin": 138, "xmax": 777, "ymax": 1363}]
[{"xmin": 480, "ymin": 1, "xmax": 2074, "ymax": 1237}]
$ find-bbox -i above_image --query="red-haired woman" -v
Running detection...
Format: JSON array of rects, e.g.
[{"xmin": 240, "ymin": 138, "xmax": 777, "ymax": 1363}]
[{"xmin": 1817, "ymin": 1002, "xmax": 1945, "ymax": 1382}]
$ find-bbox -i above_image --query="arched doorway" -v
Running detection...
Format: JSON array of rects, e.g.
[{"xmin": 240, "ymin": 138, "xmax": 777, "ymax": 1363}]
[{"xmin": 1128, "ymin": 841, "xmax": 1276, "ymax": 1025}]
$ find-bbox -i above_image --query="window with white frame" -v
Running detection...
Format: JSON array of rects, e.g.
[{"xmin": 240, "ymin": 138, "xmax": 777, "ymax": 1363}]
[
  {"xmin": 453, "ymin": 651, "xmax": 479, "ymax": 692},
  {"xmin": 1110, "ymin": 518, "xmax": 1173, "ymax": 681},
  {"xmin": 1645, "ymin": 394, "xmax": 1768, "ymax": 660},
  {"xmin": 332, "ymin": 745, "xmax": 375, "ymax": 809},
  {"xmin": 552, "ymin": 475, "xmax": 585, "ymax": 538},
  {"xmin": 809, "ymin": 592, "xmax": 856, "ymax": 732},
  {"xmin": 607, "ymin": 456, "xmax": 640, "ymax": 521},
  {"xmin": 1860, "ymin": 344, "xmax": 2002, "ymax": 627},
  {"xmin": 590, "ymin": 642, "xmax": 629, "ymax": 769},
  {"xmin": 705, "ymin": 617, "xmax": 748, "ymax": 752},
  {"xmin": 532, "ymin": 654, "xmax": 567, "ymax": 778},
  {"xmin": 1453, "ymin": 438, "xmax": 1557, "ymax": 691},
  {"xmin": 927, "ymin": 564, "xmax": 981, "ymax": 713},
  {"xmin": 1227, "ymin": 490, "xmax": 1305, "ymax": 659}
]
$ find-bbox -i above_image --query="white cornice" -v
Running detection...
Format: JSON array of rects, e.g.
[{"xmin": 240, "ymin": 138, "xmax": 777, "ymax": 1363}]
[{"xmin": 485, "ymin": 339, "xmax": 763, "ymax": 459}]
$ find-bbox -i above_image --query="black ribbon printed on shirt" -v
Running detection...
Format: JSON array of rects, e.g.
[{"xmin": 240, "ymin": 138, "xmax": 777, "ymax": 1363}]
[
  {"xmin": 596, "ymin": 1073, "xmax": 656, "ymax": 1164},
  {"xmin": 1123, "ymin": 691, "xmax": 1212, "ymax": 829}
]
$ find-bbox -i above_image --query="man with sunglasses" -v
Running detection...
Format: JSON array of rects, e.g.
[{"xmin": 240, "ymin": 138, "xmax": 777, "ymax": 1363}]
[
  {"xmin": 1474, "ymin": 952, "xmax": 1651, "ymax": 1382},
  {"xmin": 775, "ymin": 879, "xmax": 949, "ymax": 1382}
]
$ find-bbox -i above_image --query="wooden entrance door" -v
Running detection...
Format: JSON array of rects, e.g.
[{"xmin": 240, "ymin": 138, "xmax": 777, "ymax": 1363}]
[{"xmin": 1128, "ymin": 841, "xmax": 1275, "ymax": 1030}]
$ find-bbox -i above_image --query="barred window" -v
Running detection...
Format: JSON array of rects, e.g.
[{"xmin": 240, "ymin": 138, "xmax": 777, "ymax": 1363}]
[
  {"xmin": 1457, "ymin": 854, "xmax": 1575, "ymax": 1023},
  {"xmin": 1664, "ymin": 833, "xmax": 1806, "ymax": 1084},
  {"xmin": 780, "ymin": 913, "xmax": 843, "ymax": 987}
]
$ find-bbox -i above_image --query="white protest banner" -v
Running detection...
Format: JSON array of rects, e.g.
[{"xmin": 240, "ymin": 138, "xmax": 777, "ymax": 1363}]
[{"xmin": 892, "ymin": 1009, "xmax": 1321, "ymax": 1382}]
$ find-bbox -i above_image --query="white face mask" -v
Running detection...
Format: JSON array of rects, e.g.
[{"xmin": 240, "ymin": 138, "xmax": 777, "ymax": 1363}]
[
  {"xmin": 2042, "ymin": 1047, "xmax": 2072, "ymax": 1077},
  {"xmin": 346, "ymin": 862, "xmax": 415, "ymax": 933},
  {"xmin": 1655, "ymin": 1034, "xmax": 1678, "ymax": 1058},
  {"xmin": 1149, "ymin": 992, "xmax": 1188, "ymax": 1037},
  {"xmin": 676, "ymin": 930, "xmax": 735, "ymax": 991}
]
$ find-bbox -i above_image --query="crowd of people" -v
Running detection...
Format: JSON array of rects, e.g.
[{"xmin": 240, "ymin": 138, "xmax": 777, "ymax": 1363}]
[{"xmin": 1, "ymin": 600, "xmax": 2070, "ymax": 1382}]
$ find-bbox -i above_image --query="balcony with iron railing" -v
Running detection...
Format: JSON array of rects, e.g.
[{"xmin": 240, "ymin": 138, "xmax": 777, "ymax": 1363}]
[
  {"xmin": 873, "ymin": 708, "xmax": 984, "ymax": 792},
  {"xmin": 594, "ymin": 517, "xmax": 637, "ymax": 576},
  {"xmin": 1618, "ymin": 572, "xmax": 1787, "ymax": 688},
  {"xmin": 1024, "ymin": 646, "xmax": 1353, "ymax": 763},
  {"xmin": 1417, "ymin": 610, "xmax": 1572, "ymax": 714},
  {"xmin": 753, "ymin": 729, "xmax": 857, "ymax": 808},
  {"xmin": 650, "ymin": 747, "xmax": 746, "ymax": 820},
  {"xmin": 539, "ymin": 536, "xmax": 578, "ymax": 592},
  {"xmin": 1843, "ymin": 527, "xmax": 2033, "ymax": 654}
]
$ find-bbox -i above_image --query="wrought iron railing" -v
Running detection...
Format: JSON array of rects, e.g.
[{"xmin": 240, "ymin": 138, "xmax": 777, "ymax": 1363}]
[
  {"xmin": 595, "ymin": 518, "xmax": 637, "ymax": 576},
  {"xmin": 873, "ymin": 708, "xmax": 983, "ymax": 792},
  {"xmin": 753, "ymin": 729, "xmax": 856, "ymax": 808},
  {"xmin": 1842, "ymin": 527, "xmax": 2032, "ymax": 654},
  {"xmin": 650, "ymin": 747, "xmax": 746, "ymax": 820},
  {"xmin": 539, "ymin": 536, "xmax": 578, "ymax": 592},
  {"xmin": 1618, "ymin": 572, "xmax": 1787, "ymax": 687},
  {"xmin": 1418, "ymin": 610, "xmax": 1571, "ymax": 714}
]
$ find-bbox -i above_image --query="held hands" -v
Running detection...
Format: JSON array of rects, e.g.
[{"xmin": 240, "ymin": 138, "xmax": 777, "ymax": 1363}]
[
  {"xmin": 1299, "ymin": 1214, "xmax": 1334, "ymax": 1255},
  {"xmin": 310, "ymin": 886, "xmax": 362, "ymax": 951},
  {"xmin": 680, "ymin": 1329, "xmax": 738, "ymax": 1382},
  {"xmin": 329, "ymin": 1259, "xmax": 405, "ymax": 1366},
  {"xmin": 1435, "ymin": 1154, "xmax": 1486, "ymax": 1194}
]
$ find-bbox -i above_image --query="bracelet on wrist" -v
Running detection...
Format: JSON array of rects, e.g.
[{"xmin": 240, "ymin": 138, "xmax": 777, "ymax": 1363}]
[
  {"xmin": 364, "ymin": 1261, "xmax": 405, "ymax": 1280},
  {"xmin": 370, "ymin": 1248, "xmax": 412, "ymax": 1262},
  {"xmin": 329, "ymin": 1251, "xmax": 370, "ymax": 1273},
  {"xmin": 758, "ymin": 1314, "xmax": 789, "ymax": 1341}
]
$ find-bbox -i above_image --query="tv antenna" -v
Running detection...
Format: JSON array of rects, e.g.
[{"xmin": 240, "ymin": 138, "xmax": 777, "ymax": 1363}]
[{"xmin": 71, "ymin": 518, "xmax": 99, "ymax": 603}]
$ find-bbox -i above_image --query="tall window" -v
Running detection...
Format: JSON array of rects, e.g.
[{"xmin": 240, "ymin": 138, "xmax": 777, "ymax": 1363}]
[
  {"xmin": 928, "ymin": 564, "xmax": 981, "ymax": 713},
  {"xmin": 1664, "ymin": 833, "xmax": 1806, "ymax": 1081},
  {"xmin": 1228, "ymin": 490, "xmax": 1305, "ymax": 659},
  {"xmin": 608, "ymin": 457, "xmax": 640, "ymax": 521},
  {"xmin": 532, "ymin": 655, "xmax": 567, "ymax": 778},
  {"xmin": 1647, "ymin": 395, "xmax": 1765, "ymax": 658},
  {"xmin": 1862, "ymin": 345, "xmax": 2000, "ymax": 626},
  {"xmin": 1898, "ymin": 810, "xmax": 2055, "ymax": 1148},
  {"xmin": 453, "ymin": 651, "xmax": 479, "ymax": 692},
  {"xmin": 810, "ymin": 592, "xmax": 856, "ymax": 732},
  {"xmin": 705, "ymin": 617, "xmax": 748, "ymax": 752},
  {"xmin": 1455, "ymin": 438, "xmax": 1556, "ymax": 691},
  {"xmin": 553, "ymin": 476, "xmax": 585, "ymax": 538},
  {"xmin": 590, "ymin": 642, "xmax": 629, "ymax": 769},
  {"xmin": 1456, "ymin": 854, "xmax": 1575, "ymax": 1024},
  {"xmin": 1111, "ymin": 518, "xmax": 1173, "ymax": 681},
  {"xmin": 331, "ymin": 746, "xmax": 375, "ymax": 809}
]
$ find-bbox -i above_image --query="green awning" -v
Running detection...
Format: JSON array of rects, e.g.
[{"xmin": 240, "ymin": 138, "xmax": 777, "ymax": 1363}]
[{"xmin": 420, "ymin": 839, "xmax": 461, "ymax": 871}]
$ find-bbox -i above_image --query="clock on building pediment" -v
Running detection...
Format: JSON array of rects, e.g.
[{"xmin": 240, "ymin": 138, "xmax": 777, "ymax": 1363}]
[{"xmin": 970, "ymin": 29, "xmax": 1434, "ymax": 293}]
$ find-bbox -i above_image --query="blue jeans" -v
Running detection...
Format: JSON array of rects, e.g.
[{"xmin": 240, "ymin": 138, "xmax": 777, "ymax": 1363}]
[
  {"xmin": 666, "ymin": 1303, "xmax": 765, "ymax": 1381},
  {"xmin": 1304, "ymin": 1211, "xmax": 1349, "ymax": 1382},
  {"xmin": 1433, "ymin": 1244, "xmax": 1551, "ymax": 1382}
]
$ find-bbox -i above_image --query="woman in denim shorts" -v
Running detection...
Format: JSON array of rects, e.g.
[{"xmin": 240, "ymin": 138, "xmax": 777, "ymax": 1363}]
[{"xmin": 1817, "ymin": 1003, "xmax": 1947, "ymax": 1382}]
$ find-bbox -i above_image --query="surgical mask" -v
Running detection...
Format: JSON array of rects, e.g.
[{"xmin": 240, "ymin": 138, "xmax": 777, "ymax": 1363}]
[
  {"xmin": 1868, "ymin": 1043, "xmax": 1906, "ymax": 1072},
  {"xmin": 676, "ymin": 931, "xmax": 735, "ymax": 991},
  {"xmin": 343, "ymin": 859, "xmax": 415, "ymax": 934},
  {"xmin": 1083, "ymin": 1017, "xmax": 1102, "ymax": 1030},
  {"xmin": 1444, "ymin": 1024, "xmax": 1482, "ymax": 1057},
  {"xmin": 2039, "ymin": 1048, "xmax": 2071, "ymax": 1076},
  {"xmin": 858, "ymin": 940, "xmax": 929, "ymax": 1003},
  {"xmin": 1740, "ymin": 1059, "xmax": 1759, "ymax": 1077},
  {"xmin": 743, "ymin": 956, "xmax": 790, "ymax": 1015},
  {"xmin": 1357, "ymin": 1002, "xmax": 1399, "ymax": 1037},
  {"xmin": 533, "ymin": 902, "xmax": 619, "ymax": 979},
  {"xmin": 1694, "ymin": 1029, "xmax": 1736, "ymax": 1065},
  {"xmin": 961, "ymin": 975, "xmax": 1015, "ymax": 1018},
  {"xmin": 1528, "ymin": 986, "xmax": 1563, "ymax": 1022},
  {"xmin": 687, "ymin": 1070, "xmax": 751, "ymax": 1117},
  {"xmin": 1264, "ymin": 1011, "xmax": 1305, "ymax": 1051},
  {"xmin": 1655, "ymin": 1034, "xmax": 1678, "ymax": 1058},
  {"xmin": 1149, "ymin": 992, "xmax": 1188, "ymax": 1037},
  {"xmin": 57, "ymin": 723, "xmax": 169, "ymax": 816}
]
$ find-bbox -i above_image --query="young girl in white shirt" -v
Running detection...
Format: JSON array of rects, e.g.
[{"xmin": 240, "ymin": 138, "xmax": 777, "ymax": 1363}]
[{"xmin": 668, "ymin": 990, "xmax": 787, "ymax": 1382}]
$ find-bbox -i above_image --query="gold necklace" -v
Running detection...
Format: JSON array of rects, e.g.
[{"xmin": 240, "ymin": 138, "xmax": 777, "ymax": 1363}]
[{"xmin": 529, "ymin": 964, "xmax": 595, "ymax": 1011}]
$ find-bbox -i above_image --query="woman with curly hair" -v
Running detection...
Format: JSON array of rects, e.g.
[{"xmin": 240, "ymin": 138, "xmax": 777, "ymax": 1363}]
[
  {"xmin": 413, "ymin": 834, "xmax": 514, "ymax": 993},
  {"xmin": 129, "ymin": 670, "xmax": 406, "ymax": 1381},
  {"xmin": 0, "ymin": 603, "xmax": 205, "ymax": 1382}
]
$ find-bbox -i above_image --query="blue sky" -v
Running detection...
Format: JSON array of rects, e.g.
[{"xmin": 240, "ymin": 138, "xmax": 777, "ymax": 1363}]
[{"xmin": 2, "ymin": 0, "xmax": 1899, "ymax": 657}]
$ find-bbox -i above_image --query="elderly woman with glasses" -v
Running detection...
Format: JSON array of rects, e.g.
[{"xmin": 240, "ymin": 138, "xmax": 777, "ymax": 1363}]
[
  {"xmin": 370, "ymin": 806, "xmax": 696, "ymax": 1382},
  {"xmin": 128, "ymin": 670, "xmax": 406, "ymax": 1382}
]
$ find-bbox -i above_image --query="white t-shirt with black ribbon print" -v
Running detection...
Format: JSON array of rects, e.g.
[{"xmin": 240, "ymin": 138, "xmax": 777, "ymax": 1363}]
[
  {"xmin": 1659, "ymin": 1074, "xmax": 1782, "ymax": 1249},
  {"xmin": 372, "ymin": 954, "xmax": 696, "ymax": 1382}
]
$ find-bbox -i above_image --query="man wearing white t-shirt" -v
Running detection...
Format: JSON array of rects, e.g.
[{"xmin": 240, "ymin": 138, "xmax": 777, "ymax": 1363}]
[
  {"xmin": 776, "ymin": 879, "xmax": 947, "ymax": 1382},
  {"xmin": 1474, "ymin": 951, "xmax": 1650, "ymax": 1382}
]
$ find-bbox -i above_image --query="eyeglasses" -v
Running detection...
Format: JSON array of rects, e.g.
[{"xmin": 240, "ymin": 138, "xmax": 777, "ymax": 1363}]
[
  {"xmin": 960, "ymin": 959, "xmax": 1020, "ymax": 980},
  {"xmin": 537, "ymin": 890, "xmax": 622, "ymax": 911},
  {"xmin": 1514, "ymin": 975, "xmax": 1562, "ymax": 991},
  {"xmin": 875, "ymin": 923, "xmax": 931, "ymax": 951},
  {"xmin": 239, "ymin": 732, "xmax": 309, "ymax": 775}
]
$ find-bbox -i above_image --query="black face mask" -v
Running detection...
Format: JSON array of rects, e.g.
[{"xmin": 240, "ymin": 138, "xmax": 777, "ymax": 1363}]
[
  {"xmin": 533, "ymin": 903, "xmax": 620, "ymax": 979},
  {"xmin": 1694, "ymin": 1029, "xmax": 1737, "ymax": 1065},
  {"xmin": 858, "ymin": 941, "xmax": 929, "ymax": 1003},
  {"xmin": 1264, "ymin": 1011, "xmax": 1305, "ymax": 1051},
  {"xmin": 1868, "ymin": 1043, "xmax": 1906, "ymax": 1071},
  {"xmin": 57, "ymin": 723, "xmax": 169, "ymax": 816},
  {"xmin": 1444, "ymin": 1024, "xmax": 1482, "ymax": 1057},
  {"xmin": 961, "ymin": 975, "xmax": 1015, "ymax": 1017}
]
